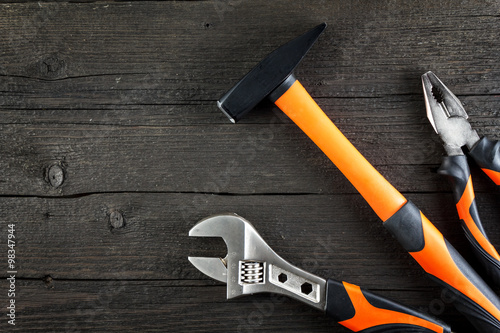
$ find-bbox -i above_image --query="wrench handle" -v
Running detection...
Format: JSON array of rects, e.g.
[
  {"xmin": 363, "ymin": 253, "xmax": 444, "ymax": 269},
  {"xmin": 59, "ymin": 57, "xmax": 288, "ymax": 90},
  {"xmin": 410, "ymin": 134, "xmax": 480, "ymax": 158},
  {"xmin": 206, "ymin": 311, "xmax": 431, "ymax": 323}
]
[{"xmin": 326, "ymin": 279, "xmax": 450, "ymax": 332}]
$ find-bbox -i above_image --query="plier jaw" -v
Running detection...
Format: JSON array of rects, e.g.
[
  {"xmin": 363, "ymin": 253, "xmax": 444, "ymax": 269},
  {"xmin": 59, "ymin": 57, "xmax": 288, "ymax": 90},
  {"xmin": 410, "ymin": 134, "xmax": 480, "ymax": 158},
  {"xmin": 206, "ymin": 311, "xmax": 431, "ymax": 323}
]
[{"xmin": 422, "ymin": 71, "xmax": 480, "ymax": 156}]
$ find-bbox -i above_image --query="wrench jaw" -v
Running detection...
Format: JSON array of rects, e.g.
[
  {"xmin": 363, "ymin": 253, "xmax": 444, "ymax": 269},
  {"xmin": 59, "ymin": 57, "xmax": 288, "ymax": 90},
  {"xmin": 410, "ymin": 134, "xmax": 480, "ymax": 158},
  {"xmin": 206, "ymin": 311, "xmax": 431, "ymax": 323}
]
[
  {"xmin": 188, "ymin": 214, "xmax": 327, "ymax": 310},
  {"xmin": 188, "ymin": 256, "xmax": 228, "ymax": 283}
]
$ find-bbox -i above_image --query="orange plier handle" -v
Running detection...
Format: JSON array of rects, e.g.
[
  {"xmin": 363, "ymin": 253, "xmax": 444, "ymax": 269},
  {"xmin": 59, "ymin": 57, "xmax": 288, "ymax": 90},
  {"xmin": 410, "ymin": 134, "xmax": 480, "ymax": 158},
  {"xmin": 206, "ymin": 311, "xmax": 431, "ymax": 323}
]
[
  {"xmin": 470, "ymin": 137, "xmax": 500, "ymax": 185},
  {"xmin": 439, "ymin": 155, "xmax": 500, "ymax": 285}
]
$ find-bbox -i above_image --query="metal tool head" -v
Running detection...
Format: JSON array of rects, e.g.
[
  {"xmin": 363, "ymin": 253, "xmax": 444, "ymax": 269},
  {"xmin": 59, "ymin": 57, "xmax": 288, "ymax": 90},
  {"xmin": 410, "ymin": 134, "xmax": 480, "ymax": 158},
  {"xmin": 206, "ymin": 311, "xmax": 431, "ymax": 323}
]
[
  {"xmin": 188, "ymin": 214, "xmax": 262, "ymax": 283},
  {"xmin": 188, "ymin": 214, "xmax": 326, "ymax": 309},
  {"xmin": 422, "ymin": 71, "xmax": 480, "ymax": 156},
  {"xmin": 189, "ymin": 213, "xmax": 278, "ymax": 298},
  {"xmin": 217, "ymin": 23, "xmax": 327, "ymax": 123}
]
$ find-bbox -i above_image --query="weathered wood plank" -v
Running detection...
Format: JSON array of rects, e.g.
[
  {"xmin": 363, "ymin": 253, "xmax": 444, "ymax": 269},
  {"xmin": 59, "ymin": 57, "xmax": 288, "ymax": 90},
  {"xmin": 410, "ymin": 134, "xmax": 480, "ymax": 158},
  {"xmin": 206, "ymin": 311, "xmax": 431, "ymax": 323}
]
[
  {"xmin": 1, "ymin": 0, "xmax": 500, "ymax": 332},
  {"xmin": 1, "ymin": 192, "xmax": 500, "ymax": 284},
  {"xmin": 1, "ymin": 2, "xmax": 499, "ymax": 197},
  {"xmin": 1, "ymin": 112, "xmax": 498, "ymax": 196},
  {"xmin": 0, "ymin": 279, "xmax": 472, "ymax": 333},
  {"xmin": 2, "ymin": 191, "xmax": 497, "ymax": 332},
  {"xmin": 0, "ymin": 1, "xmax": 499, "ymax": 108}
]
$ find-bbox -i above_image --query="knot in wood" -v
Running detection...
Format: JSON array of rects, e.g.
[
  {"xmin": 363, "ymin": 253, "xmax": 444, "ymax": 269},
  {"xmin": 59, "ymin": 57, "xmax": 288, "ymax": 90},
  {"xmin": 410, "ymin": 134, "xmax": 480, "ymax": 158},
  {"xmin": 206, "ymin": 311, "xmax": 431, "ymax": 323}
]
[
  {"xmin": 38, "ymin": 55, "xmax": 66, "ymax": 79},
  {"xmin": 47, "ymin": 165, "xmax": 64, "ymax": 188},
  {"xmin": 109, "ymin": 210, "xmax": 124, "ymax": 229}
]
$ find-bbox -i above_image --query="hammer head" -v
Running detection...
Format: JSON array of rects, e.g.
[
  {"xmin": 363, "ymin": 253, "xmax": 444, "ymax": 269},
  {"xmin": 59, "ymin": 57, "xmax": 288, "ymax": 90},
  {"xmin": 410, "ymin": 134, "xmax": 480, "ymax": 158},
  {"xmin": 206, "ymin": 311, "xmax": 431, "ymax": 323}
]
[{"xmin": 217, "ymin": 23, "xmax": 327, "ymax": 123}]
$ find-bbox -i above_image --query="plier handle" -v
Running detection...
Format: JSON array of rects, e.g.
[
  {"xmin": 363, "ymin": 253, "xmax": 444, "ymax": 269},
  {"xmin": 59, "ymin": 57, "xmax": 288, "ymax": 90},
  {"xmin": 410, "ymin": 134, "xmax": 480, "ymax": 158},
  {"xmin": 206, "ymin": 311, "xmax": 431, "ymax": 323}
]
[{"xmin": 422, "ymin": 71, "xmax": 500, "ymax": 284}]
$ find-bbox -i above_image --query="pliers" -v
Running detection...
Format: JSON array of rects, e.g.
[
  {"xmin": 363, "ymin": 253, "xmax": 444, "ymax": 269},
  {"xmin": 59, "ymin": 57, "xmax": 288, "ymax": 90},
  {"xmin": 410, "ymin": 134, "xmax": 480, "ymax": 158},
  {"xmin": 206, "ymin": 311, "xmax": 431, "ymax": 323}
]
[
  {"xmin": 422, "ymin": 71, "xmax": 500, "ymax": 284},
  {"xmin": 189, "ymin": 213, "xmax": 452, "ymax": 332}
]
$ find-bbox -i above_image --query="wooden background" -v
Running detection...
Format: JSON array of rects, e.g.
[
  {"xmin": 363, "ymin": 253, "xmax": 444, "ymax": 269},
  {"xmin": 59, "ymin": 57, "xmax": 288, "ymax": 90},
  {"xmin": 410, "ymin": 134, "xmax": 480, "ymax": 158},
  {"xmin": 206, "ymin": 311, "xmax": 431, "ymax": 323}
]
[{"xmin": 1, "ymin": 1, "xmax": 500, "ymax": 332}]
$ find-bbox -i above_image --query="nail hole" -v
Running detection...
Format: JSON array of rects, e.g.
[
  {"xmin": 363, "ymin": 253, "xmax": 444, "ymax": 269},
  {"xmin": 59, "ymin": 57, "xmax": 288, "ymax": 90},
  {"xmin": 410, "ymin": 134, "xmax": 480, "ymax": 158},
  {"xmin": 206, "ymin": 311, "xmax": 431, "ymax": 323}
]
[{"xmin": 43, "ymin": 275, "xmax": 54, "ymax": 289}]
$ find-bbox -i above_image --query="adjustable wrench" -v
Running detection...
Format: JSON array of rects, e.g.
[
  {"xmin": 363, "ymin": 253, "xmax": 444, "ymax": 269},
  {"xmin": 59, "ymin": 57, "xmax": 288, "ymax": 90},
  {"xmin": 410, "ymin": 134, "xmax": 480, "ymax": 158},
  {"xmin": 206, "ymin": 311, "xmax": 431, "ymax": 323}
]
[{"xmin": 188, "ymin": 214, "xmax": 451, "ymax": 332}]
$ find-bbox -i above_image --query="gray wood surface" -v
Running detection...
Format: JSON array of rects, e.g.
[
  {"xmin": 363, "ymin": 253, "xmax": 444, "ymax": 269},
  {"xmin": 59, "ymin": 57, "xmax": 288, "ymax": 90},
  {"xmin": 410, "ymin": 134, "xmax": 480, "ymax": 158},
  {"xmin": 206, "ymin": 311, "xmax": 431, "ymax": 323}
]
[{"xmin": 1, "ymin": 1, "xmax": 500, "ymax": 332}]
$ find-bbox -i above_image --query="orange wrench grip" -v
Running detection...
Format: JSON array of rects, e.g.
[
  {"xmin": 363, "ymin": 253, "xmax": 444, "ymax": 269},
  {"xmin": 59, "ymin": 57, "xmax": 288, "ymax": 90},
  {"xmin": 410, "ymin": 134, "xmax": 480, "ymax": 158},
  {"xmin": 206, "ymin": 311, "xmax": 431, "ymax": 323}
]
[
  {"xmin": 325, "ymin": 279, "xmax": 449, "ymax": 332},
  {"xmin": 274, "ymin": 80, "xmax": 406, "ymax": 221}
]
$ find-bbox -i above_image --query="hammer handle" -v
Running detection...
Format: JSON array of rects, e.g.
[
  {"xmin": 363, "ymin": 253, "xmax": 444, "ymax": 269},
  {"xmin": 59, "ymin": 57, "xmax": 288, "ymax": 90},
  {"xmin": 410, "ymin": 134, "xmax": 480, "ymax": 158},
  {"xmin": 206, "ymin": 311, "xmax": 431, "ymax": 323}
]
[
  {"xmin": 275, "ymin": 79, "xmax": 406, "ymax": 221},
  {"xmin": 274, "ymin": 79, "xmax": 500, "ymax": 332}
]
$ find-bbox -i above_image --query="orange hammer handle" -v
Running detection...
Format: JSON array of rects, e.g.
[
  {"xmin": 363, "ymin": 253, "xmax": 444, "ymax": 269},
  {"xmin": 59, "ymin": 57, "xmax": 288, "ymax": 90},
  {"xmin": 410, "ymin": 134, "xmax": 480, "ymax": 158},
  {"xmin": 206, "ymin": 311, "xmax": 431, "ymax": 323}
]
[
  {"xmin": 274, "ymin": 79, "xmax": 500, "ymax": 332},
  {"xmin": 274, "ymin": 79, "xmax": 406, "ymax": 221}
]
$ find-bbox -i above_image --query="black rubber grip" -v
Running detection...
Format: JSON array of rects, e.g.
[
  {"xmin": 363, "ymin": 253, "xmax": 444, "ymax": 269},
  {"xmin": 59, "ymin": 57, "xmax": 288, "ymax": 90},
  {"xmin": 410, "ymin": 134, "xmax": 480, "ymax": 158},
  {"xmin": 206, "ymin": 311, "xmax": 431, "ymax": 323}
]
[
  {"xmin": 438, "ymin": 156, "xmax": 473, "ymax": 206},
  {"xmin": 325, "ymin": 279, "xmax": 451, "ymax": 332},
  {"xmin": 469, "ymin": 137, "xmax": 500, "ymax": 184},
  {"xmin": 384, "ymin": 201, "xmax": 500, "ymax": 332},
  {"xmin": 438, "ymin": 155, "xmax": 500, "ymax": 286}
]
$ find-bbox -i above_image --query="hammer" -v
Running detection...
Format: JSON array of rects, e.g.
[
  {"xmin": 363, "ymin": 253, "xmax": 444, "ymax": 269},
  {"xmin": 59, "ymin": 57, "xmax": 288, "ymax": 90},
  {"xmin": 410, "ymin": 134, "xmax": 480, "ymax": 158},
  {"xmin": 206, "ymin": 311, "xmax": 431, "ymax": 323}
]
[{"xmin": 217, "ymin": 23, "xmax": 500, "ymax": 332}]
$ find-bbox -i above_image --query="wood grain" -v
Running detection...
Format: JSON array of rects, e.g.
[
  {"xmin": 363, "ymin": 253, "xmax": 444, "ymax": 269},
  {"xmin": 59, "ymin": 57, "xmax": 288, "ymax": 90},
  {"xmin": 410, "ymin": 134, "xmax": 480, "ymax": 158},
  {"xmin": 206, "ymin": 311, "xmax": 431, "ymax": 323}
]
[
  {"xmin": 1, "ymin": 0, "xmax": 500, "ymax": 332},
  {"xmin": 2, "ymin": 192, "xmax": 496, "ymax": 332}
]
